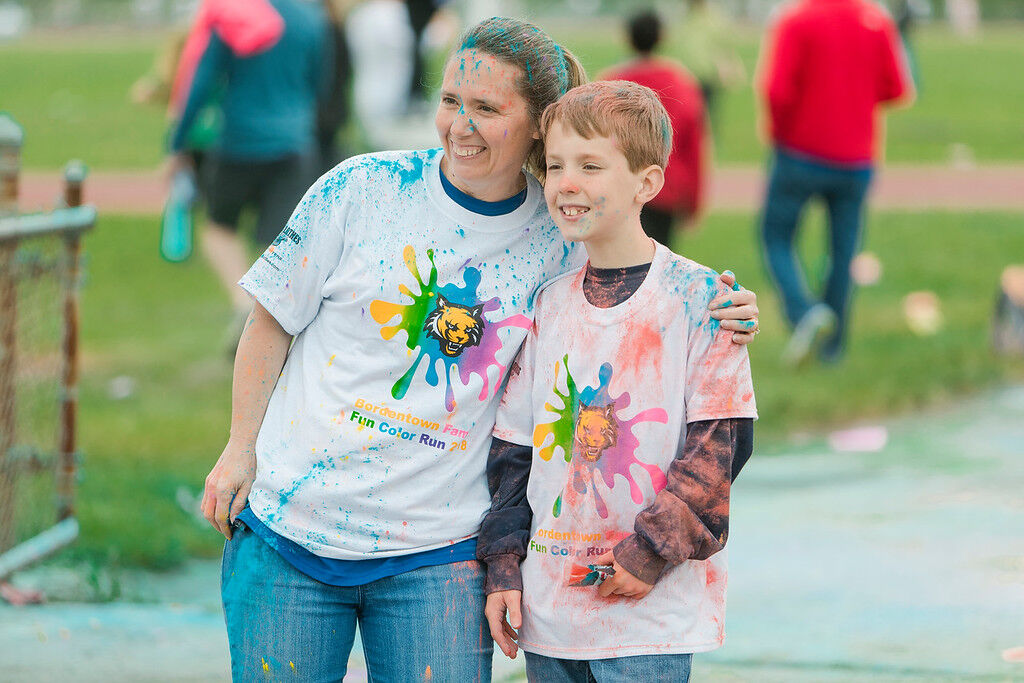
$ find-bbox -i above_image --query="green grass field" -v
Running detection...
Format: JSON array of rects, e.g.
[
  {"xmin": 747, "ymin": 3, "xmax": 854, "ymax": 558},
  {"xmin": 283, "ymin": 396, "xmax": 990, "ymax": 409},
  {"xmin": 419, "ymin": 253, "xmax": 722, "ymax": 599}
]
[
  {"xmin": 55, "ymin": 209, "xmax": 1023, "ymax": 570},
  {"xmin": 3, "ymin": 25, "xmax": 1023, "ymax": 573},
  {"xmin": 2, "ymin": 24, "xmax": 1023, "ymax": 169}
]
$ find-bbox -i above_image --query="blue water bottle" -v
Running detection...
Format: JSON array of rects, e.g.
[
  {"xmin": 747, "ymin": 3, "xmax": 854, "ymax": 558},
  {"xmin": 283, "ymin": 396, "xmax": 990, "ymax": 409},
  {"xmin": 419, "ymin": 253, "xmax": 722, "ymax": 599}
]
[{"xmin": 160, "ymin": 168, "xmax": 197, "ymax": 262}]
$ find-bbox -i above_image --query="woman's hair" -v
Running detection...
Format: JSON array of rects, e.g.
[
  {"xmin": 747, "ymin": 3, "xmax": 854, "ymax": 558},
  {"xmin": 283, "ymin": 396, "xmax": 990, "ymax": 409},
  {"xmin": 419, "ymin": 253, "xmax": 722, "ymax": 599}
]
[{"xmin": 449, "ymin": 17, "xmax": 588, "ymax": 177}]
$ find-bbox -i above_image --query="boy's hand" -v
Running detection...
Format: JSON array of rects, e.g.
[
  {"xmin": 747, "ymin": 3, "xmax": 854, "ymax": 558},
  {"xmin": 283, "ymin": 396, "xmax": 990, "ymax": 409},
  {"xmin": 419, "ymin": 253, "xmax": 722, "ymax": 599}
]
[
  {"xmin": 593, "ymin": 552, "xmax": 654, "ymax": 600},
  {"xmin": 485, "ymin": 590, "xmax": 522, "ymax": 659},
  {"xmin": 202, "ymin": 439, "xmax": 257, "ymax": 540},
  {"xmin": 710, "ymin": 271, "xmax": 760, "ymax": 345}
]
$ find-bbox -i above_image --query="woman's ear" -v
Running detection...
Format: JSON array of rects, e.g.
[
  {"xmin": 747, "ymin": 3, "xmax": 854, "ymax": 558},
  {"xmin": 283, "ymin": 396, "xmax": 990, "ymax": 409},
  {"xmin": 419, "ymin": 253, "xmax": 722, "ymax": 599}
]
[{"xmin": 636, "ymin": 165, "xmax": 665, "ymax": 204}]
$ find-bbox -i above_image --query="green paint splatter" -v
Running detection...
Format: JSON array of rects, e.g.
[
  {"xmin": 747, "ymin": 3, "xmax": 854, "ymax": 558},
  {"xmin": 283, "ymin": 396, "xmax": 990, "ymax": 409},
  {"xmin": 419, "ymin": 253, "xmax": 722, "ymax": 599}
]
[{"xmin": 533, "ymin": 354, "xmax": 580, "ymax": 463}]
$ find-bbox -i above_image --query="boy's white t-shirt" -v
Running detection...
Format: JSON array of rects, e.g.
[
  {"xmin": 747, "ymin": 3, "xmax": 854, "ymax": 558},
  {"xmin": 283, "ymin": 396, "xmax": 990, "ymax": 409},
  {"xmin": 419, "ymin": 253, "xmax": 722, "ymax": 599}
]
[
  {"xmin": 494, "ymin": 243, "xmax": 757, "ymax": 659},
  {"xmin": 239, "ymin": 149, "xmax": 584, "ymax": 559}
]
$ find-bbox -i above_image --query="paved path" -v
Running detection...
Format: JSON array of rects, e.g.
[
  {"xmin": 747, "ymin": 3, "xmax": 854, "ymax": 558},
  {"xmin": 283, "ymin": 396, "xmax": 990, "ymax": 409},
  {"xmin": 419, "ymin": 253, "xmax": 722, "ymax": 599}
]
[
  {"xmin": 17, "ymin": 164, "xmax": 1024, "ymax": 214},
  {"xmin": 2, "ymin": 385, "xmax": 1023, "ymax": 682}
]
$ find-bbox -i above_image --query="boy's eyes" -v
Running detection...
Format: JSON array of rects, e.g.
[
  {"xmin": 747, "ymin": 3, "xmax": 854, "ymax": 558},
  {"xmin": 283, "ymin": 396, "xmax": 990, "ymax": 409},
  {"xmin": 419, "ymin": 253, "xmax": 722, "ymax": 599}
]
[
  {"xmin": 545, "ymin": 163, "xmax": 563, "ymax": 172},
  {"xmin": 583, "ymin": 164, "xmax": 601, "ymax": 171}
]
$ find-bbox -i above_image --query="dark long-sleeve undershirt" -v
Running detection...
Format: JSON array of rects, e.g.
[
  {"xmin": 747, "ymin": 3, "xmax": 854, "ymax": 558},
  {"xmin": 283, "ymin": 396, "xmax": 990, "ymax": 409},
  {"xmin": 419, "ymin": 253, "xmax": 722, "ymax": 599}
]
[{"xmin": 476, "ymin": 261, "xmax": 755, "ymax": 593}]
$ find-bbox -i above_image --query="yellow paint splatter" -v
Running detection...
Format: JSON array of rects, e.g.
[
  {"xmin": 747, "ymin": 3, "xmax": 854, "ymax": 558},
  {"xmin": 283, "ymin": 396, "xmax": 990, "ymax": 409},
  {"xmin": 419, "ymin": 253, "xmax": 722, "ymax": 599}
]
[
  {"xmin": 328, "ymin": 354, "xmax": 336, "ymax": 366},
  {"xmin": 290, "ymin": 661, "xmax": 296, "ymax": 672},
  {"xmin": 262, "ymin": 657, "xmax": 269, "ymax": 672}
]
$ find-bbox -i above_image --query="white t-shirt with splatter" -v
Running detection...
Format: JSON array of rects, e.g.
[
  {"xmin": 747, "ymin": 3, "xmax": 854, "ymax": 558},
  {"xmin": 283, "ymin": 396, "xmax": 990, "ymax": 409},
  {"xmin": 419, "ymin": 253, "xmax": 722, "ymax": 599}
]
[
  {"xmin": 239, "ymin": 149, "xmax": 584, "ymax": 559},
  {"xmin": 493, "ymin": 243, "xmax": 757, "ymax": 658}
]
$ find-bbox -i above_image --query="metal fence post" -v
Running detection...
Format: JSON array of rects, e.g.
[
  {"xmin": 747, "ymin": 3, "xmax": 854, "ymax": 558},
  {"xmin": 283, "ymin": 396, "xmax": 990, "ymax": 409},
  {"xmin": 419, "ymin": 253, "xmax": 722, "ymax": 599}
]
[
  {"xmin": 0, "ymin": 114, "xmax": 24, "ymax": 551},
  {"xmin": 57, "ymin": 161, "xmax": 86, "ymax": 521}
]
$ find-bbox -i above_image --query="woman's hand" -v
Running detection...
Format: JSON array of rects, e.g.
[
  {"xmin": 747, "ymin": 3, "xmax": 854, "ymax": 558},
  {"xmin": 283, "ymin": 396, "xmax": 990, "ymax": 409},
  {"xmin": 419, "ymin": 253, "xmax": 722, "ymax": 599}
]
[
  {"xmin": 711, "ymin": 271, "xmax": 760, "ymax": 344},
  {"xmin": 202, "ymin": 439, "xmax": 257, "ymax": 540},
  {"xmin": 485, "ymin": 590, "xmax": 522, "ymax": 659}
]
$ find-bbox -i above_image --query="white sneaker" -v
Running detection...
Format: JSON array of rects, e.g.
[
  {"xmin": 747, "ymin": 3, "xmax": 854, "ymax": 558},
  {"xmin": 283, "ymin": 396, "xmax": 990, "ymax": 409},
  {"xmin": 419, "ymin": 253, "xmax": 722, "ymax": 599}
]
[{"xmin": 782, "ymin": 303, "xmax": 837, "ymax": 367}]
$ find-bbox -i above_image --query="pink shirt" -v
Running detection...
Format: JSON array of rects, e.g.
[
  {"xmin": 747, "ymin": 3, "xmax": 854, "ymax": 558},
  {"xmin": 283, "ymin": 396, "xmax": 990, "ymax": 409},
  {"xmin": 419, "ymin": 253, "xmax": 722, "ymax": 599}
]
[{"xmin": 169, "ymin": 0, "xmax": 284, "ymax": 114}]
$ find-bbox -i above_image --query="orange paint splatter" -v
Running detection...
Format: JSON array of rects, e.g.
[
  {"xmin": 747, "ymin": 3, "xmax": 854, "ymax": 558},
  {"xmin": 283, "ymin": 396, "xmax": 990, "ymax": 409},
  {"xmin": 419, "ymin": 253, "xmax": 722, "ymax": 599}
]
[{"xmin": 424, "ymin": 665, "xmax": 433, "ymax": 680}]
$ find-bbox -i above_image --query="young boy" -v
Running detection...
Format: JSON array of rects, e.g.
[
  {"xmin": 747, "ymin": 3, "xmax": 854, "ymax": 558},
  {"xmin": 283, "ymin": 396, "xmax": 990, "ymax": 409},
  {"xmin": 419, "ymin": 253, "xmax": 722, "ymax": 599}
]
[{"xmin": 476, "ymin": 81, "xmax": 757, "ymax": 681}]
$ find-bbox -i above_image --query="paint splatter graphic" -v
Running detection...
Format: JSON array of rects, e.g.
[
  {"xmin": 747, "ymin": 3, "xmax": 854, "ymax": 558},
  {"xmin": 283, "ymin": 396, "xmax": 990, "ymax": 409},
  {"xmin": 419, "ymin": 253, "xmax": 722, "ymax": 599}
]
[
  {"xmin": 534, "ymin": 358, "xmax": 668, "ymax": 518},
  {"xmin": 370, "ymin": 245, "xmax": 530, "ymax": 412}
]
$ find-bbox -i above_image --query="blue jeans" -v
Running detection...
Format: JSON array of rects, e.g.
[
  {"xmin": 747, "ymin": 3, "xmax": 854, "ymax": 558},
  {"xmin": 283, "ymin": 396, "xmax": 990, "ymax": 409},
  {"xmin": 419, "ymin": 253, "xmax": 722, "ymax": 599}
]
[
  {"xmin": 524, "ymin": 651, "xmax": 692, "ymax": 683},
  {"xmin": 221, "ymin": 524, "xmax": 493, "ymax": 682},
  {"xmin": 760, "ymin": 148, "xmax": 873, "ymax": 356}
]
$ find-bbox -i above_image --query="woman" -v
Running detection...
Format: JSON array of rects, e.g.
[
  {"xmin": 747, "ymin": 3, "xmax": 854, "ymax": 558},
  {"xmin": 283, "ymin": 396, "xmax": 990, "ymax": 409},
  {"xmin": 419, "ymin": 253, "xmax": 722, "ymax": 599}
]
[{"xmin": 202, "ymin": 17, "xmax": 759, "ymax": 682}]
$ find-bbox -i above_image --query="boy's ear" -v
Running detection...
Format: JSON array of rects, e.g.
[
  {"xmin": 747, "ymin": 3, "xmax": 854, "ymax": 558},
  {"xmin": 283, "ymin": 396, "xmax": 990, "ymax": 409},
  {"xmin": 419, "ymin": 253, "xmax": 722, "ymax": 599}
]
[{"xmin": 636, "ymin": 165, "xmax": 665, "ymax": 205}]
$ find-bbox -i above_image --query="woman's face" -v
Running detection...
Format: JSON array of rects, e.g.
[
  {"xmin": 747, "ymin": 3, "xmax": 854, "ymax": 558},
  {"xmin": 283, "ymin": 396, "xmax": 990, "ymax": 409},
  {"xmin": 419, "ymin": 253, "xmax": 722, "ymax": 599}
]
[{"xmin": 435, "ymin": 50, "xmax": 540, "ymax": 202}]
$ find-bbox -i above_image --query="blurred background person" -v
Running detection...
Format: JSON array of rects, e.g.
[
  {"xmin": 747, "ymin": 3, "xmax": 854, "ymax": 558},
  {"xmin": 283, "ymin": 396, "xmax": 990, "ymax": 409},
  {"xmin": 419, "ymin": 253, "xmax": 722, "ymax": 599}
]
[
  {"xmin": 680, "ymin": 0, "xmax": 746, "ymax": 140},
  {"xmin": 166, "ymin": 0, "xmax": 331, "ymax": 347},
  {"xmin": 346, "ymin": 0, "xmax": 424, "ymax": 149},
  {"xmin": 317, "ymin": 0, "xmax": 355, "ymax": 173},
  {"xmin": 404, "ymin": 0, "xmax": 450, "ymax": 111},
  {"xmin": 891, "ymin": 0, "xmax": 929, "ymax": 89},
  {"xmin": 756, "ymin": 0, "xmax": 914, "ymax": 366},
  {"xmin": 602, "ymin": 8, "xmax": 708, "ymax": 248},
  {"xmin": 132, "ymin": 0, "xmax": 284, "ymax": 231}
]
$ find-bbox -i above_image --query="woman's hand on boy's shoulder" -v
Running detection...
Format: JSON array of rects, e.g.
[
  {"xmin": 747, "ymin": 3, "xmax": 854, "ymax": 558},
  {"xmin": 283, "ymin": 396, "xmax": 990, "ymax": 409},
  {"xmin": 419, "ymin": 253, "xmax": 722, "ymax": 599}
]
[
  {"xmin": 485, "ymin": 590, "xmax": 522, "ymax": 659},
  {"xmin": 710, "ymin": 271, "xmax": 760, "ymax": 344},
  {"xmin": 593, "ymin": 551, "xmax": 655, "ymax": 600}
]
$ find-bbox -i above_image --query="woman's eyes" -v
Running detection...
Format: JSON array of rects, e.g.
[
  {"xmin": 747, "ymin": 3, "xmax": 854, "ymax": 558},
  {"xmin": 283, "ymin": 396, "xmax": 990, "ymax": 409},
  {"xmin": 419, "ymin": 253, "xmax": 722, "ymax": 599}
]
[
  {"xmin": 441, "ymin": 96, "xmax": 497, "ymax": 114},
  {"xmin": 583, "ymin": 164, "xmax": 601, "ymax": 171},
  {"xmin": 546, "ymin": 163, "xmax": 563, "ymax": 172}
]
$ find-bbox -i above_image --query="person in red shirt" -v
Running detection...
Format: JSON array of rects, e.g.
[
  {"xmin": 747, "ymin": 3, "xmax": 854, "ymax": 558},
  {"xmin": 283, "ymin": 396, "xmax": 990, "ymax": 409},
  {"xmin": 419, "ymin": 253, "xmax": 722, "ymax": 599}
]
[
  {"xmin": 602, "ymin": 9, "xmax": 708, "ymax": 248},
  {"xmin": 757, "ymin": 0, "xmax": 913, "ymax": 364}
]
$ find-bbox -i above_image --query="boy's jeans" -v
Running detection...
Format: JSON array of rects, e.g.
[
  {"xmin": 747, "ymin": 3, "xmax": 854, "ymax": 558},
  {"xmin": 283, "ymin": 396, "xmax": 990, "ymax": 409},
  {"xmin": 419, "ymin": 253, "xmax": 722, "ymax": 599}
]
[
  {"xmin": 221, "ymin": 523, "xmax": 493, "ymax": 682},
  {"xmin": 524, "ymin": 651, "xmax": 692, "ymax": 682},
  {"xmin": 759, "ymin": 147, "xmax": 873, "ymax": 357}
]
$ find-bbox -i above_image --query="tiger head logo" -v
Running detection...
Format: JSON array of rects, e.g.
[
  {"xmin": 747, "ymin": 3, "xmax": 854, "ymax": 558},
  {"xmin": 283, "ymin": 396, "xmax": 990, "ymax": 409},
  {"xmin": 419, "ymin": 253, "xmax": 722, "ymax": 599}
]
[
  {"xmin": 423, "ymin": 295, "xmax": 486, "ymax": 357},
  {"xmin": 573, "ymin": 404, "xmax": 619, "ymax": 462}
]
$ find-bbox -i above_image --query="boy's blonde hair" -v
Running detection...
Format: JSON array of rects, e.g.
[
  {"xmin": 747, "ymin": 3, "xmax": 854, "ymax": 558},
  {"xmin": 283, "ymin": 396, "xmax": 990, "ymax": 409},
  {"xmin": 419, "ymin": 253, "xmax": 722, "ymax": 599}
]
[{"xmin": 540, "ymin": 80, "xmax": 672, "ymax": 172}]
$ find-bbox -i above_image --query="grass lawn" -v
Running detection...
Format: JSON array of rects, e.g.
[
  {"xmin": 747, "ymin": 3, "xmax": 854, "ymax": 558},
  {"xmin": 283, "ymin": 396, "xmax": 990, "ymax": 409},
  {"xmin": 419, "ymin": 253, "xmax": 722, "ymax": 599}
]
[
  {"xmin": 44, "ymin": 208, "xmax": 1023, "ymax": 571},
  {"xmin": 2, "ymin": 24, "xmax": 1024, "ymax": 169}
]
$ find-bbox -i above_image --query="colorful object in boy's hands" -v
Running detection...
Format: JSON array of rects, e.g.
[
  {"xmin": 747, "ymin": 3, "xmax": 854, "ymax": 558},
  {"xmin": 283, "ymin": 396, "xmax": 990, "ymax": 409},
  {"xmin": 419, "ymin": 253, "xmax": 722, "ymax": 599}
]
[
  {"xmin": 568, "ymin": 564, "xmax": 616, "ymax": 587},
  {"xmin": 160, "ymin": 168, "xmax": 197, "ymax": 263}
]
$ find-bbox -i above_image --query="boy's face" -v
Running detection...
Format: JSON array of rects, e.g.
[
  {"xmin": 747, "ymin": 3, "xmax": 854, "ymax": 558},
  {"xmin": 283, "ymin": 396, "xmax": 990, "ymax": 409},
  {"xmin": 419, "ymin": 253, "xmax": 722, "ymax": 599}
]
[{"xmin": 543, "ymin": 121, "xmax": 646, "ymax": 244}]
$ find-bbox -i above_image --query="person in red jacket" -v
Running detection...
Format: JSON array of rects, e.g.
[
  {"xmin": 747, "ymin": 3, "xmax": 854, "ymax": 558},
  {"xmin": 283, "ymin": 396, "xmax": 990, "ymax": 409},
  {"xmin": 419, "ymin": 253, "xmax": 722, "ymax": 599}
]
[
  {"xmin": 602, "ymin": 9, "xmax": 707, "ymax": 248},
  {"xmin": 757, "ymin": 0, "xmax": 913, "ymax": 364}
]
